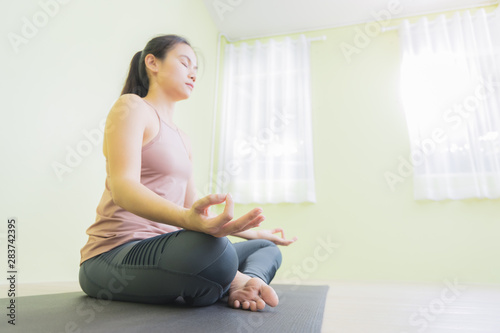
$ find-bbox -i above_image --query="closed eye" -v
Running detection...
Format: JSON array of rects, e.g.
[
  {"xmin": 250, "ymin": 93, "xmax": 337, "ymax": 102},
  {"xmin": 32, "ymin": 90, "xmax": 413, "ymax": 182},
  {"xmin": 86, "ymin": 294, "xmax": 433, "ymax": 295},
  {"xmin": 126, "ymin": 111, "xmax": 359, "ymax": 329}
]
[{"xmin": 179, "ymin": 55, "xmax": 197, "ymax": 72}]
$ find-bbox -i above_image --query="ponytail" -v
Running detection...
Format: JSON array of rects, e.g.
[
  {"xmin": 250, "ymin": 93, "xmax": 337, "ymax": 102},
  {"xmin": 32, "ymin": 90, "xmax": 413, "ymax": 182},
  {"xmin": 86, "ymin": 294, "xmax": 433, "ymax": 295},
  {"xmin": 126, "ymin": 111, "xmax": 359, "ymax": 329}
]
[
  {"xmin": 121, "ymin": 51, "xmax": 148, "ymax": 97},
  {"xmin": 120, "ymin": 35, "xmax": 191, "ymax": 97}
]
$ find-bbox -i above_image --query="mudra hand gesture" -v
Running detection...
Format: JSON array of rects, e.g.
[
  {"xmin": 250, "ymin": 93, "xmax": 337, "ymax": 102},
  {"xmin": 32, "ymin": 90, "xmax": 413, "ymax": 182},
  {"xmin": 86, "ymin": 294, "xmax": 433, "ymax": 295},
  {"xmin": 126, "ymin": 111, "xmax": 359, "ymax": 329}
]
[{"xmin": 186, "ymin": 193, "xmax": 297, "ymax": 245}]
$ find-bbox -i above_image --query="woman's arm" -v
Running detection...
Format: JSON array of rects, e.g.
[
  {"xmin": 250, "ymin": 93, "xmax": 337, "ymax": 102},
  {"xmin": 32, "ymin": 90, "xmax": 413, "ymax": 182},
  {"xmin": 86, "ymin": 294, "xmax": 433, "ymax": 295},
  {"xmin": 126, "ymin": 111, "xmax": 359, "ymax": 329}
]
[
  {"xmin": 231, "ymin": 230, "xmax": 258, "ymax": 240},
  {"xmin": 180, "ymin": 130, "xmax": 197, "ymax": 209},
  {"xmin": 104, "ymin": 94, "xmax": 262, "ymax": 237},
  {"xmin": 232, "ymin": 228, "xmax": 298, "ymax": 246},
  {"xmin": 184, "ymin": 174, "xmax": 197, "ymax": 209},
  {"xmin": 105, "ymin": 95, "xmax": 185, "ymax": 225}
]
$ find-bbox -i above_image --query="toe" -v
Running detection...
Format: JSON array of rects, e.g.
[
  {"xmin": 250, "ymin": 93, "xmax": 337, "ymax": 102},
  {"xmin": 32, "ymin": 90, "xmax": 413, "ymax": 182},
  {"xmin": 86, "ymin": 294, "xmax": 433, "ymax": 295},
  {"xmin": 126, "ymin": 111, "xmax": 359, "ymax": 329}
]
[
  {"xmin": 256, "ymin": 299, "xmax": 266, "ymax": 310},
  {"xmin": 250, "ymin": 301, "xmax": 258, "ymax": 312},
  {"xmin": 260, "ymin": 285, "xmax": 279, "ymax": 307}
]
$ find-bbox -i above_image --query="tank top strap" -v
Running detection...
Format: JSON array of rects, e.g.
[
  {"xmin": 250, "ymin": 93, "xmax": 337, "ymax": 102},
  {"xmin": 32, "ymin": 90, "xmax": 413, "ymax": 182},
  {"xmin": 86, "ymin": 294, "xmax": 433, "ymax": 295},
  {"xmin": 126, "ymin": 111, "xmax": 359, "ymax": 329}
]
[
  {"xmin": 141, "ymin": 99, "xmax": 162, "ymax": 128},
  {"xmin": 140, "ymin": 98, "xmax": 190, "ymax": 158}
]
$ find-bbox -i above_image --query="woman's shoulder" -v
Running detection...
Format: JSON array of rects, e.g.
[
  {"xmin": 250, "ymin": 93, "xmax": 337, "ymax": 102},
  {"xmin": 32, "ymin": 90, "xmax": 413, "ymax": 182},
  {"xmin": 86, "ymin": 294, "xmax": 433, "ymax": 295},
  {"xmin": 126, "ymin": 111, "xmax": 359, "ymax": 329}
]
[
  {"xmin": 114, "ymin": 93, "xmax": 146, "ymax": 108},
  {"xmin": 108, "ymin": 94, "xmax": 149, "ymax": 120}
]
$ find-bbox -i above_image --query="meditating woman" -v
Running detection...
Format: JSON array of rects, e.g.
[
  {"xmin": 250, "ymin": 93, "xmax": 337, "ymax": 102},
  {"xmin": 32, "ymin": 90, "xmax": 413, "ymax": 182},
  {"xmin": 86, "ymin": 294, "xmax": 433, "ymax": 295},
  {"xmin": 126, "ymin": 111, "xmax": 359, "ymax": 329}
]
[{"xmin": 78, "ymin": 34, "xmax": 297, "ymax": 311}]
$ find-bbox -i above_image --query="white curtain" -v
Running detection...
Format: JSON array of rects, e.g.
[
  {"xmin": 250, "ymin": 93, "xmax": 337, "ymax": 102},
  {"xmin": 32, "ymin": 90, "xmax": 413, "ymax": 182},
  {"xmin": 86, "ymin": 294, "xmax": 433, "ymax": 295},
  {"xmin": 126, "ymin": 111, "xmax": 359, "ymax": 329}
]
[
  {"xmin": 398, "ymin": 8, "xmax": 500, "ymax": 200},
  {"xmin": 216, "ymin": 35, "xmax": 316, "ymax": 204}
]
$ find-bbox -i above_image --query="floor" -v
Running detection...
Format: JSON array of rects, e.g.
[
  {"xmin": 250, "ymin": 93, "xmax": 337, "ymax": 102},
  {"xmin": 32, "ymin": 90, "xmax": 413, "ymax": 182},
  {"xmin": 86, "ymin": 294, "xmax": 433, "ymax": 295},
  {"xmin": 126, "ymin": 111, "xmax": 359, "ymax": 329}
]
[
  {"xmin": 2, "ymin": 280, "xmax": 500, "ymax": 332},
  {"xmin": 305, "ymin": 280, "xmax": 500, "ymax": 333}
]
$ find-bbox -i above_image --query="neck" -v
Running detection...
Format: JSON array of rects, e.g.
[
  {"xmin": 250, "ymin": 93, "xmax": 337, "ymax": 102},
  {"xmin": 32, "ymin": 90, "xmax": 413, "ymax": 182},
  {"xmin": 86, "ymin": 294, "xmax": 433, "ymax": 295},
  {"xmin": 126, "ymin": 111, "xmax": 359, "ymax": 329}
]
[{"xmin": 143, "ymin": 87, "xmax": 176, "ymax": 126}]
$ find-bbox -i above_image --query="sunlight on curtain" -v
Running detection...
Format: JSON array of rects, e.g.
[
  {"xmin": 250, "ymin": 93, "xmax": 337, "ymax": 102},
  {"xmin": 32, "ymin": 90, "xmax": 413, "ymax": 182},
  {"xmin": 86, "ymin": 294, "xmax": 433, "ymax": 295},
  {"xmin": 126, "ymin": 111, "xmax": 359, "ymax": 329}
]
[
  {"xmin": 399, "ymin": 8, "xmax": 500, "ymax": 200},
  {"xmin": 216, "ymin": 35, "xmax": 316, "ymax": 204}
]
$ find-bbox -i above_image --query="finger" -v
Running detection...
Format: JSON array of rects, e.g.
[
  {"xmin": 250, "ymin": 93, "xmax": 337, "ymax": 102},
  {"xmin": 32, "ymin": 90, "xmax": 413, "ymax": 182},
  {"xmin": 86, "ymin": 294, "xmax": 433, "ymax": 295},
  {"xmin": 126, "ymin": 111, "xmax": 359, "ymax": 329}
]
[
  {"xmin": 277, "ymin": 236, "xmax": 298, "ymax": 246},
  {"xmin": 218, "ymin": 214, "xmax": 263, "ymax": 238},
  {"xmin": 221, "ymin": 193, "xmax": 234, "ymax": 221},
  {"xmin": 274, "ymin": 238, "xmax": 290, "ymax": 246},
  {"xmin": 202, "ymin": 194, "xmax": 238, "ymax": 235},
  {"xmin": 192, "ymin": 194, "xmax": 226, "ymax": 214},
  {"xmin": 218, "ymin": 209, "xmax": 264, "ymax": 236},
  {"xmin": 232, "ymin": 213, "xmax": 265, "ymax": 234},
  {"xmin": 206, "ymin": 194, "xmax": 237, "ymax": 234},
  {"xmin": 272, "ymin": 228, "xmax": 285, "ymax": 239}
]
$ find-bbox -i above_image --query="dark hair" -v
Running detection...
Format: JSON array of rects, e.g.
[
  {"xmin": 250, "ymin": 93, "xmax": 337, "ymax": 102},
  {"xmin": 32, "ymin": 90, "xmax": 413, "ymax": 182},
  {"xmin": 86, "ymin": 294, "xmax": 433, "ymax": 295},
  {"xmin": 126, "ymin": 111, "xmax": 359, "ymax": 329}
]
[{"xmin": 121, "ymin": 34, "xmax": 191, "ymax": 97}]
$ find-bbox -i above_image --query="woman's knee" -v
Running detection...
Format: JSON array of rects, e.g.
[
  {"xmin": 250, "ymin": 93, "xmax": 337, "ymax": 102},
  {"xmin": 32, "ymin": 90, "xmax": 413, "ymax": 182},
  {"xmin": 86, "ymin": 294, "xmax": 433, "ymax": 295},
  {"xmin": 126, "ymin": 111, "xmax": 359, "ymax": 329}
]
[
  {"xmin": 158, "ymin": 230, "xmax": 238, "ymax": 288},
  {"xmin": 79, "ymin": 263, "xmax": 93, "ymax": 297},
  {"xmin": 271, "ymin": 243, "xmax": 283, "ymax": 267},
  {"xmin": 255, "ymin": 239, "xmax": 283, "ymax": 266}
]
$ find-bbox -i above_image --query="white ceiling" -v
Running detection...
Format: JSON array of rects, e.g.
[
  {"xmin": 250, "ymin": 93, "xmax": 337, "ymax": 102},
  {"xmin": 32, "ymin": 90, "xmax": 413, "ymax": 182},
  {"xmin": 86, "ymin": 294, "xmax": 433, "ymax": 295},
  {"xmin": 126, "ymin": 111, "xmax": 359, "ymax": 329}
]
[{"xmin": 203, "ymin": 0, "xmax": 498, "ymax": 41}]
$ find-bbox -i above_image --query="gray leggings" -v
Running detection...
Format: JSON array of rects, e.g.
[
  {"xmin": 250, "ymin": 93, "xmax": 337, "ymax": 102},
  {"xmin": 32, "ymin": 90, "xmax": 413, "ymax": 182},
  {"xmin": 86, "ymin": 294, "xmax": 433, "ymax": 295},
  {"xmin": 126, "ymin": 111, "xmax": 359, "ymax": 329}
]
[{"xmin": 79, "ymin": 230, "xmax": 282, "ymax": 307}]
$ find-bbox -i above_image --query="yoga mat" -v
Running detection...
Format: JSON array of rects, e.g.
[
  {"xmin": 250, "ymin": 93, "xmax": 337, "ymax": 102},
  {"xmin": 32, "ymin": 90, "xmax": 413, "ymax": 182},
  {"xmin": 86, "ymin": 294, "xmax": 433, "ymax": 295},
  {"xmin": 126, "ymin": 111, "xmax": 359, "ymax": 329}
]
[{"xmin": 1, "ymin": 284, "xmax": 328, "ymax": 333}]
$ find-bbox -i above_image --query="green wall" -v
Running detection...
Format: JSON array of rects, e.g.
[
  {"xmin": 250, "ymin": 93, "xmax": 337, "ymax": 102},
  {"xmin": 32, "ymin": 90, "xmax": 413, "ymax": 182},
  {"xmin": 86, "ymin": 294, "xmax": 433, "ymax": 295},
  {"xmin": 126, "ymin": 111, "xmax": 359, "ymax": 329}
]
[
  {"xmin": 1, "ymin": 0, "xmax": 497, "ymax": 286},
  {"xmin": 220, "ymin": 6, "xmax": 500, "ymax": 285},
  {"xmin": 0, "ymin": 0, "xmax": 220, "ymax": 283}
]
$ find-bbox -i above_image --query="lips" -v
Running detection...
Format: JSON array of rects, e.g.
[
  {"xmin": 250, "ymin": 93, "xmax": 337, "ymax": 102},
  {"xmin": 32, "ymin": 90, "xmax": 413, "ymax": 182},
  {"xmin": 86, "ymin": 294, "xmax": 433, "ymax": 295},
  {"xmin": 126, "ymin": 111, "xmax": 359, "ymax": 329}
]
[{"xmin": 186, "ymin": 83, "xmax": 194, "ymax": 90}]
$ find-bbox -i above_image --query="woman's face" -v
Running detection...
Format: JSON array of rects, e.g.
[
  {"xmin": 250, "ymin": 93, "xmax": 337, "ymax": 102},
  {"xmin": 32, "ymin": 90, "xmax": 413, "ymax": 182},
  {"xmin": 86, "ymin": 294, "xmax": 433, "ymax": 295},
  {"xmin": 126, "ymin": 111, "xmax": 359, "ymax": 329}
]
[{"xmin": 155, "ymin": 43, "xmax": 198, "ymax": 101}]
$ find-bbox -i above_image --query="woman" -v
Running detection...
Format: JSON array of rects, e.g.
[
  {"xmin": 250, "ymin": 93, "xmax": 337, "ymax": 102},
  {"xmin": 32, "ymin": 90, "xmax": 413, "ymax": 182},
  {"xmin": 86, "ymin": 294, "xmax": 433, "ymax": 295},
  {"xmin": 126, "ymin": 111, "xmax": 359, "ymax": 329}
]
[{"xmin": 79, "ymin": 34, "xmax": 297, "ymax": 312}]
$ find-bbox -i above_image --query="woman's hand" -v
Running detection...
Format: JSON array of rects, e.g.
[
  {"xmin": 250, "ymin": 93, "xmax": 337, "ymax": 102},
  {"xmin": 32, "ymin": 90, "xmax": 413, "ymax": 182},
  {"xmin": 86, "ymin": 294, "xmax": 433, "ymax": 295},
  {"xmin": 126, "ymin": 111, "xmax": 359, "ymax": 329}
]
[
  {"xmin": 255, "ymin": 228, "xmax": 298, "ymax": 246},
  {"xmin": 233, "ymin": 228, "xmax": 298, "ymax": 246},
  {"xmin": 184, "ymin": 193, "xmax": 264, "ymax": 238}
]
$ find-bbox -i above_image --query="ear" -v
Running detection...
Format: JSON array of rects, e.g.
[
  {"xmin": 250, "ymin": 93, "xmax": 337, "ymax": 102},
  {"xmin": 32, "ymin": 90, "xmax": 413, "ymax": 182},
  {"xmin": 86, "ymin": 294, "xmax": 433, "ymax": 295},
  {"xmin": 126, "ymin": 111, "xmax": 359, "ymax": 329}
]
[{"xmin": 144, "ymin": 54, "xmax": 159, "ymax": 74}]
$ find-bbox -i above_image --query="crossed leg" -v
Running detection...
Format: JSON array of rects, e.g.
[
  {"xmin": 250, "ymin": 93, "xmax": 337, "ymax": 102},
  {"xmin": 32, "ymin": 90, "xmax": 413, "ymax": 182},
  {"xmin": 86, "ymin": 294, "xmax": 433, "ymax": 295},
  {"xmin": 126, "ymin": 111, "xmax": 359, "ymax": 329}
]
[{"xmin": 229, "ymin": 239, "xmax": 282, "ymax": 311}]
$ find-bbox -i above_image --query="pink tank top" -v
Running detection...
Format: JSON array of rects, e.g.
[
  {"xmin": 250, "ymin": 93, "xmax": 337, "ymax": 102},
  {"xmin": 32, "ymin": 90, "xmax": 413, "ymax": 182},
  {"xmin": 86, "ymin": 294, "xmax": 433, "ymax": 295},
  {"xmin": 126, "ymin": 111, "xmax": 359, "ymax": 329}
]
[{"xmin": 79, "ymin": 99, "xmax": 192, "ymax": 265}]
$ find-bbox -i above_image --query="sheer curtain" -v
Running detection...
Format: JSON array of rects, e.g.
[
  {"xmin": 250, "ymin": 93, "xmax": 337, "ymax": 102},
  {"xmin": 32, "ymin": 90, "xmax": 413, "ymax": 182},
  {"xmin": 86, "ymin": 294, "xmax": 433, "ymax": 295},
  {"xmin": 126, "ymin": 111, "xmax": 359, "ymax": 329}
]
[
  {"xmin": 216, "ymin": 35, "xmax": 316, "ymax": 204},
  {"xmin": 398, "ymin": 8, "xmax": 500, "ymax": 200}
]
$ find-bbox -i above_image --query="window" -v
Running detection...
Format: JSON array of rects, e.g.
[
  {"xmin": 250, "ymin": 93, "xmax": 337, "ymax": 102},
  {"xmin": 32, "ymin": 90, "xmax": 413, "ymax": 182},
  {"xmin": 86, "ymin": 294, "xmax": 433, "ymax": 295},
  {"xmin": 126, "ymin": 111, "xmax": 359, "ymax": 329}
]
[
  {"xmin": 215, "ymin": 35, "xmax": 316, "ymax": 203},
  {"xmin": 398, "ymin": 9, "xmax": 500, "ymax": 200}
]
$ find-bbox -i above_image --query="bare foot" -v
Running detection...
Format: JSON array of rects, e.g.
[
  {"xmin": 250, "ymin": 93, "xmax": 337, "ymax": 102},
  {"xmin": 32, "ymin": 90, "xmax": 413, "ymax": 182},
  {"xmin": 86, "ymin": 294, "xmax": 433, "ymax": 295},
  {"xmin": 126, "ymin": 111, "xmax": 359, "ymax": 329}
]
[{"xmin": 228, "ymin": 272, "xmax": 279, "ymax": 311}]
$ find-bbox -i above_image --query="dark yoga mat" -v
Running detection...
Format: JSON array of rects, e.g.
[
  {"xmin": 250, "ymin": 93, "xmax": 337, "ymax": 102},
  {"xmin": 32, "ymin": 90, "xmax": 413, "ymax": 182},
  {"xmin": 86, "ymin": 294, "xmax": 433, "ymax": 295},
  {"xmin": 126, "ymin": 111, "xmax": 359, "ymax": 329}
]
[{"xmin": 2, "ymin": 284, "xmax": 328, "ymax": 333}]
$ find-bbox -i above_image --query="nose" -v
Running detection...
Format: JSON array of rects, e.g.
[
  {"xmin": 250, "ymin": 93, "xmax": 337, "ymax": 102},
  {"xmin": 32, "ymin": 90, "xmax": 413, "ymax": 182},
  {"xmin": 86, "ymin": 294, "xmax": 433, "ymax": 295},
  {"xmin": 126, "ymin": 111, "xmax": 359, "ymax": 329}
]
[{"xmin": 190, "ymin": 71, "xmax": 196, "ymax": 83}]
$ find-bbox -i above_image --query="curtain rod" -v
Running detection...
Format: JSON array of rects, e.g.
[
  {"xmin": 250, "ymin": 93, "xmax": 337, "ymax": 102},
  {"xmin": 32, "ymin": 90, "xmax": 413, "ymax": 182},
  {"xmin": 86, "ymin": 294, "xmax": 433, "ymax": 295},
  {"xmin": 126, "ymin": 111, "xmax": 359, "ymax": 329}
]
[
  {"xmin": 381, "ymin": 5, "xmax": 498, "ymax": 32},
  {"xmin": 223, "ymin": 34, "xmax": 326, "ymax": 43}
]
